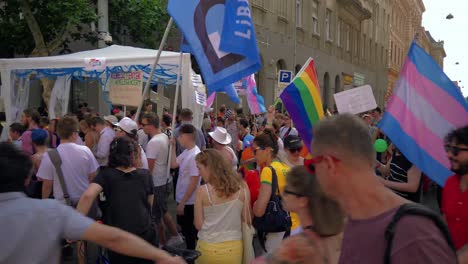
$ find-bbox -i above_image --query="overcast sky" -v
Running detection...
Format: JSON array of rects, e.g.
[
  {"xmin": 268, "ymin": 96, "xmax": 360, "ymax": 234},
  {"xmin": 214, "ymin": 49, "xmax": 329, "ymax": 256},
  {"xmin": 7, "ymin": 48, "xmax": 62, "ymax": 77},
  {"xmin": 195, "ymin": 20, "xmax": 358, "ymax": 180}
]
[{"xmin": 422, "ymin": 0, "xmax": 468, "ymax": 97}]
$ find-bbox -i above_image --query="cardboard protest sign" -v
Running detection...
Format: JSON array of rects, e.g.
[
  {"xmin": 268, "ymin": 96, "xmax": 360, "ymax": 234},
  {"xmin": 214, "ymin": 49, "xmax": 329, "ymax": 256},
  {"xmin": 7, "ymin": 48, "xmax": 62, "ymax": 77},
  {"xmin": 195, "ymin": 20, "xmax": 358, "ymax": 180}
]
[
  {"xmin": 109, "ymin": 71, "xmax": 143, "ymax": 107},
  {"xmin": 333, "ymin": 85, "xmax": 377, "ymax": 114}
]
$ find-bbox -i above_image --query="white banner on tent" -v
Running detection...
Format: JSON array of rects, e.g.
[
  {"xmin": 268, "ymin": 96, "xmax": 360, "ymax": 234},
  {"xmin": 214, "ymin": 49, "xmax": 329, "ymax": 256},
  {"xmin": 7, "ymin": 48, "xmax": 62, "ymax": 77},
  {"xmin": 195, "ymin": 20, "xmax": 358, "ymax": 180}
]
[
  {"xmin": 333, "ymin": 84, "xmax": 377, "ymax": 114},
  {"xmin": 84, "ymin": 57, "xmax": 107, "ymax": 70},
  {"xmin": 109, "ymin": 71, "xmax": 143, "ymax": 107}
]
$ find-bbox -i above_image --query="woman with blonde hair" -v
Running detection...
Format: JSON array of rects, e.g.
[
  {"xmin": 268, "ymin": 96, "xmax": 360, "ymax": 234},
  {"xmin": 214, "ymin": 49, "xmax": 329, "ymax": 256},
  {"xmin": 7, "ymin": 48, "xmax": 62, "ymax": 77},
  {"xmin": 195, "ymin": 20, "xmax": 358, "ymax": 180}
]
[{"xmin": 194, "ymin": 149, "xmax": 251, "ymax": 264}]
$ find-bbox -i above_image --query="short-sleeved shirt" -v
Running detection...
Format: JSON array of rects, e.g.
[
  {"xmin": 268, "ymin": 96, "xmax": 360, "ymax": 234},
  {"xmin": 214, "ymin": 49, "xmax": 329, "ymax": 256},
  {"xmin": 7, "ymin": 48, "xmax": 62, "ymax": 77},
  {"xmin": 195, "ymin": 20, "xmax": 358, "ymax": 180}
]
[
  {"xmin": 137, "ymin": 129, "xmax": 149, "ymax": 151},
  {"xmin": 0, "ymin": 192, "xmax": 94, "ymax": 264},
  {"xmin": 94, "ymin": 168, "xmax": 154, "ymax": 237},
  {"xmin": 176, "ymin": 146, "xmax": 201, "ymax": 205},
  {"xmin": 339, "ymin": 206, "xmax": 457, "ymax": 264},
  {"xmin": 21, "ymin": 129, "xmax": 35, "ymax": 155},
  {"xmin": 139, "ymin": 146, "xmax": 149, "ymax": 170},
  {"xmin": 388, "ymin": 153, "xmax": 422, "ymax": 202},
  {"xmin": 225, "ymin": 121, "xmax": 239, "ymax": 152},
  {"xmin": 260, "ymin": 161, "xmax": 300, "ymax": 231},
  {"xmin": 146, "ymin": 133, "xmax": 170, "ymax": 187},
  {"xmin": 240, "ymin": 147, "xmax": 255, "ymax": 170},
  {"xmin": 279, "ymin": 126, "xmax": 298, "ymax": 140},
  {"xmin": 242, "ymin": 134, "xmax": 255, "ymax": 150},
  {"xmin": 442, "ymin": 174, "xmax": 468, "ymax": 249},
  {"xmin": 95, "ymin": 127, "xmax": 115, "ymax": 166},
  {"xmin": 37, "ymin": 143, "xmax": 100, "ymax": 202}
]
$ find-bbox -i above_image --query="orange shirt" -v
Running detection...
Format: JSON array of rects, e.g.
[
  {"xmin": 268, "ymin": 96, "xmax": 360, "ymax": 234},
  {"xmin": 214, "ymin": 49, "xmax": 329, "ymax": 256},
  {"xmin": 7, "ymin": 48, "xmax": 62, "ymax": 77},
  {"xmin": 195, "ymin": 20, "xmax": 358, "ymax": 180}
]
[{"xmin": 241, "ymin": 147, "xmax": 255, "ymax": 170}]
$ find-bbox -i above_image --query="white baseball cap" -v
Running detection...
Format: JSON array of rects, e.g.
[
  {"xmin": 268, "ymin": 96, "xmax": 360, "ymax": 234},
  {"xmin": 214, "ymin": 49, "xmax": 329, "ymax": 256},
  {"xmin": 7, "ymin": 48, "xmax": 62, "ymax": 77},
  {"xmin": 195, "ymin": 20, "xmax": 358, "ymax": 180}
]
[{"xmin": 115, "ymin": 117, "xmax": 138, "ymax": 135}]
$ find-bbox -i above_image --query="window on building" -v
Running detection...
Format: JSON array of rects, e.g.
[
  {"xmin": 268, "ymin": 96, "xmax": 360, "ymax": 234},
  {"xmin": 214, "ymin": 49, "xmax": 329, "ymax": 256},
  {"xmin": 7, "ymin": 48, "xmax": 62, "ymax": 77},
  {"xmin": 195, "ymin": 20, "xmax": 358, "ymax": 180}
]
[
  {"xmin": 337, "ymin": 19, "xmax": 342, "ymax": 47},
  {"xmin": 362, "ymin": 35, "xmax": 366, "ymax": 60},
  {"xmin": 295, "ymin": 0, "xmax": 303, "ymax": 28},
  {"xmin": 326, "ymin": 9, "xmax": 333, "ymax": 41},
  {"xmin": 312, "ymin": 0, "xmax": 319, "ymax": 35},
  {"xmin": 390, "ymin": 41, "xmax": 393, "ymax": 63},
  {"xmin": 354, "ymin": 30, "xmax": 358, "ymax": 55},
  {"xmin": 345, "ymin": 24, "xmax": 350, "ymax": 51}
]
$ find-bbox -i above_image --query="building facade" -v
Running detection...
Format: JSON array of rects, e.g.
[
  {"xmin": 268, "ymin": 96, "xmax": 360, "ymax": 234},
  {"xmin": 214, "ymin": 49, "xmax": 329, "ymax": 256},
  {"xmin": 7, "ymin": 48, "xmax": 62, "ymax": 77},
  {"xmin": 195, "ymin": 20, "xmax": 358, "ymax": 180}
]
[
  {"xmin": 250, "ymin": 0, "xmax": 391, "ymax": 109},
  {"xmin": 386, "ymin": 0, "xmax": 446, "ymax": 102}
]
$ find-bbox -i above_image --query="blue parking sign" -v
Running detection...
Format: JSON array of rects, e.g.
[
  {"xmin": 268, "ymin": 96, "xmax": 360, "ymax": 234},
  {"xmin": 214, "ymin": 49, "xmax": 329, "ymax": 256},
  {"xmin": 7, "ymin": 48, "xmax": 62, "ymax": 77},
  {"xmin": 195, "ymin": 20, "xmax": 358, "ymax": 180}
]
[{"xmin": 278, "ymin": 70, "xmax": 293, "ymax": 85}]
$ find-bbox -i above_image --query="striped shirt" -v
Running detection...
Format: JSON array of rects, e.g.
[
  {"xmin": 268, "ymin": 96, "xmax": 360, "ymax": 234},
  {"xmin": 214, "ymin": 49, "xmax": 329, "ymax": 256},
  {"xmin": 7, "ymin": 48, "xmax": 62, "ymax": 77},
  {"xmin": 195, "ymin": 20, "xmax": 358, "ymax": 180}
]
[{"xmin": 388, "ymin": 153, "xmax": 422, "ymax": 202}]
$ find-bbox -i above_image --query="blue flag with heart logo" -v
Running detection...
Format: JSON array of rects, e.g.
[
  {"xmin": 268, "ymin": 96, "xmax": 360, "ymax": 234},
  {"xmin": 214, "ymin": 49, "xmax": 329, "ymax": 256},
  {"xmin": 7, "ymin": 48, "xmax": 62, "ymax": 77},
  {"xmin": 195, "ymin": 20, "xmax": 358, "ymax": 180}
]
[{"xmin": 168, "ymin": 0, "xmax": 261, "ymax": 92}]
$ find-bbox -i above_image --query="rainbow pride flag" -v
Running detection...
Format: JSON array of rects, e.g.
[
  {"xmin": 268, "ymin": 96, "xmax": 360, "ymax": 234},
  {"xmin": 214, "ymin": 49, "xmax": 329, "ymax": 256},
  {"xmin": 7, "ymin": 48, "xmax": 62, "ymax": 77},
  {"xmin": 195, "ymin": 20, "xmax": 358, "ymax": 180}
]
[{"xmin": 280, "ymin": 58, "xmax": 324, "ymax": 152}]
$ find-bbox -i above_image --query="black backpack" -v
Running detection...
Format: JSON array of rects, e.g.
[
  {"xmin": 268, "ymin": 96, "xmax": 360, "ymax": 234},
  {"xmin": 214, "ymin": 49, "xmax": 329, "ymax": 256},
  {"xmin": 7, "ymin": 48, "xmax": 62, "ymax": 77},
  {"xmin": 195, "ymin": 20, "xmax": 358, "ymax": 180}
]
[{"xmin": 384, "ymin": 203, "xmax": 458, "ymax": 264}]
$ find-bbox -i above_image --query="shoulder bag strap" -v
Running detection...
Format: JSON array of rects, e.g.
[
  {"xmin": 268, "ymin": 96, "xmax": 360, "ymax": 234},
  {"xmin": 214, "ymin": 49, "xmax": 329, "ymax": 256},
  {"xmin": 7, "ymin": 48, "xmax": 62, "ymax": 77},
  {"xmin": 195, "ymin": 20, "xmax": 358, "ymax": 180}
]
[
  {"xmin": 384, "ymin": 203, "xmax": 457, "ymax": 264},
  {"xmin": 269, "ymin": 166, "xmax": 279, "ymax": 197},
  {"xmin": 48, "ymin": 149, "xmax": 72, "ymax": 206}
]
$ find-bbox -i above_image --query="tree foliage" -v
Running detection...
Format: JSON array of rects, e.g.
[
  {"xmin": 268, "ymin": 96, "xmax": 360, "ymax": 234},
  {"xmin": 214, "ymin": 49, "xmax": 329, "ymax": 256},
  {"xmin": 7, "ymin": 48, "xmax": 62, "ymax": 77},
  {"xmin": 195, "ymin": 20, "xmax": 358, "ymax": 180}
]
[
  {"xmin": 109, "ymin": 0, "xmax": 169, "ymax": 48},
  {"xmin": 0, "ymin": 0, "xmax": 170, "ymax": 58},
  {"xmin": 0, "ymin": 0, "xmax": 98, "ymax": 57}
]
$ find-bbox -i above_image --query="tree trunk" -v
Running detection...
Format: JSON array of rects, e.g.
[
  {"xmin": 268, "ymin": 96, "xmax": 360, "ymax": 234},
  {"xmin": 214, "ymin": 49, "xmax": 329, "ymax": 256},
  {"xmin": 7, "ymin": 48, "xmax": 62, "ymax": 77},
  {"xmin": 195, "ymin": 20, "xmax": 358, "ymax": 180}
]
[{"xmin": 20, "ymin": 0, "xmax": 56, "ymax": 106}]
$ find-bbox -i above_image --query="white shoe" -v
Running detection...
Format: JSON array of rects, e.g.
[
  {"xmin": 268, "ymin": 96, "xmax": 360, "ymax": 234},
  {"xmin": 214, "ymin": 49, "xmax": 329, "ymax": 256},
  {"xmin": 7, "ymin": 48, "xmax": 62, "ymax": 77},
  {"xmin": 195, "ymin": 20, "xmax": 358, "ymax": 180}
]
[{"xmin": 166, "ymin": 235, "xmax": 185, "ymax": 247}]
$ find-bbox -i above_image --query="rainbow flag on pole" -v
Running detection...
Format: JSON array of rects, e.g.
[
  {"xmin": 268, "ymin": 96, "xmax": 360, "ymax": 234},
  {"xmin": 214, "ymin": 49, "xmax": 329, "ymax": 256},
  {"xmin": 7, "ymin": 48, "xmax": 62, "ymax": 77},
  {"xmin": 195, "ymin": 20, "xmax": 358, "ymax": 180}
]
[{"xmin": 280, "ymin": 58, "xmax": 324, "ymax": 152}]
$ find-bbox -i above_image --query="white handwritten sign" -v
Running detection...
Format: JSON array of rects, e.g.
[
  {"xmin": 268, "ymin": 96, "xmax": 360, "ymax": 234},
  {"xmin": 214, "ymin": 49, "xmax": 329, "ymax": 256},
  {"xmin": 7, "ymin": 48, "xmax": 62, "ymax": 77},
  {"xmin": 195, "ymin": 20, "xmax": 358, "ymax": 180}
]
[
  {"xmin": 333, "ymin": 85, "xmax": 377, "ymax": 114},
  {"xmin": 109, "ymin": 71, "xmax": 143, "ymax": 107}
]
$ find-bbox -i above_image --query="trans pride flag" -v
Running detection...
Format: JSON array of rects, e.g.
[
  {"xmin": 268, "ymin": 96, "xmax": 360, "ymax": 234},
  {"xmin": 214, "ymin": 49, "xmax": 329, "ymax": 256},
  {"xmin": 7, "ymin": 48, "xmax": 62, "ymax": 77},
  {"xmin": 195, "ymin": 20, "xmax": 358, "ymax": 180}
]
[
  {"xmin": 280, "ymin": 58, "xmax": 324, "ymax": 153},
  {"xmin": 378, "ymin": 42, "xmax": 468, "ymax": 186},
  {"xmin": 244, "ymin": 74, "xmax": 266, "ymax": 114}
]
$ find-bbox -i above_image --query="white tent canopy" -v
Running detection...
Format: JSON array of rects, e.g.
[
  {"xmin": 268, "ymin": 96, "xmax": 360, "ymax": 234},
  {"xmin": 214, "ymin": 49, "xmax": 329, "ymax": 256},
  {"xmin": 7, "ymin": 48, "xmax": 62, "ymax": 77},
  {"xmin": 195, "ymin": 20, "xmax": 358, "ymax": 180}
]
[{"xmin": 0, "ymin": 45, "xmax": 202, "ymax": 139}]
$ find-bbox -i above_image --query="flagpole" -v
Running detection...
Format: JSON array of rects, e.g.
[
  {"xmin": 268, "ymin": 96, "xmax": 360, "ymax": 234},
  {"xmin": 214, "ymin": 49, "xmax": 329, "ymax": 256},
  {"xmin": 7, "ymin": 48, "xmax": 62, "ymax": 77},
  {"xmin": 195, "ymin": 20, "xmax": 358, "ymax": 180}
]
[
  {"xmin": 134, "ymin": 17, "xmax": 174, "ymax": 122},
  {"xmin": 165, "ymin": 35, "xmax": 185, "ymax": 181}
]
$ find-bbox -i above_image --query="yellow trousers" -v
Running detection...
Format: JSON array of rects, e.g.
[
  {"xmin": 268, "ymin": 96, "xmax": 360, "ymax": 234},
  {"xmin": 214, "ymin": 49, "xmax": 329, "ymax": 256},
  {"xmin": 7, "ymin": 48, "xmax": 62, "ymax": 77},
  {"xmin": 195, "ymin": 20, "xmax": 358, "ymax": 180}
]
[{"xmin": 196, "ymin": 239, "xmax": 243, "ymax": 264}]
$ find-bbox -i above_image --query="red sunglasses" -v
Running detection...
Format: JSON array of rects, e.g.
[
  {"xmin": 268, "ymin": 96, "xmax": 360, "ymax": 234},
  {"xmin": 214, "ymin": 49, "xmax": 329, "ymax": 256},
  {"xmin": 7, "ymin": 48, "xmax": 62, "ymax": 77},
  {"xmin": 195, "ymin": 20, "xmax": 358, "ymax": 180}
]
[{"xmin": 305, "ymin": 155, "xmax": 340, "ymax": 174}]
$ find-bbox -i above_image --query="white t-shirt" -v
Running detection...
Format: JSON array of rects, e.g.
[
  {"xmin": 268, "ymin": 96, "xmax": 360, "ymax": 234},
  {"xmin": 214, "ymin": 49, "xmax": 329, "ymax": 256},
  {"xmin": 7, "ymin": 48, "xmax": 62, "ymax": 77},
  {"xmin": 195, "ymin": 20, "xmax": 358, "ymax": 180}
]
[
  {"xmin": 139, "ymin": 145, "xmax": 149, "ymax": 170},
  {"xmin": 37, "ymin": 143, "xmax": 100, "ymax": 202},
  {"xmin": 277, "ymin": 138, "xmax": 288, "ymax": 163},
  {"xmin": 137, "ymin": 129, "xmax": 149, "ymax": 152},
  {"xmin": 279, "ymin": 126, "xmax": 298, "ymax": 140},
  {"xmin": 176, "ymin": 146, "xmax": 201, "ymax": 205},
  {"xmin": 146, "ymin": 133, "xmax": 170, "ymax": 187},
  {"xmin": 95, "ymin": 127, "xmax": 115, "ymax": 166},
  {"xmin": 283, "ymin": 157, "xmax": 304, "ymax": 168}
]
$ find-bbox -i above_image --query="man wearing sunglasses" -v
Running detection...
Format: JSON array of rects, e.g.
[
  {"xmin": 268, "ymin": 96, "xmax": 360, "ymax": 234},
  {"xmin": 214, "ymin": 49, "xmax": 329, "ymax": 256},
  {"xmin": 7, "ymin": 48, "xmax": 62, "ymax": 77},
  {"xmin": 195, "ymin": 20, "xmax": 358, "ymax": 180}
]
[
  {"xmin": 283, "ymin": 135, "xmax": 304, "ymax": 168},
  {"xmin": 441, "ymin": 126, "xmax": 468, "ymax": 258},
  {"xmin": 310, "ymin": 114, "xmax": 456, "ymax": 264}
]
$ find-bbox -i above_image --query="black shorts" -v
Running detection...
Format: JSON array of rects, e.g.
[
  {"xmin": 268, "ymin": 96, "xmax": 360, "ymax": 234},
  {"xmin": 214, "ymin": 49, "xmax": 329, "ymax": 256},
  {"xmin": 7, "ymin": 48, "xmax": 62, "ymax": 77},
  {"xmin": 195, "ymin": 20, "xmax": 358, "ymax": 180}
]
[{"xmin": 152, "ymin": 182, "xmax": 172, "ymax": 223}]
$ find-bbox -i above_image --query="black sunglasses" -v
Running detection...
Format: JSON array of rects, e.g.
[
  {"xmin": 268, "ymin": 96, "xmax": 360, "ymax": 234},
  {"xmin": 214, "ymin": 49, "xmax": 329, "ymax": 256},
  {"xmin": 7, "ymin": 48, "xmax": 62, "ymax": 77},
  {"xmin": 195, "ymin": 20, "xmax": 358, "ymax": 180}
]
[
  {"xmin": 287, "ymin": 147, "xmax": 302, "ymax": 153},
  {"xmin": 283, "ymin": 189, "xmax": 305, "ymax": 197},
  {"xmin": 445, "ymin": 145, "xmax": 468, "ymax": 156}
]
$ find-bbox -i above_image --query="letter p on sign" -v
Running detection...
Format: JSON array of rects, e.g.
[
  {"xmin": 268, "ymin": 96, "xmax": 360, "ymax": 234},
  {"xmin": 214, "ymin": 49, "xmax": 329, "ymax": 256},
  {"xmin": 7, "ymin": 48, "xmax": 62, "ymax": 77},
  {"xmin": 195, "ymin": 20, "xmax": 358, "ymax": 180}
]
[{"xmin": 278, "ymin": 70, "xmax": 293, "ymax": 86}]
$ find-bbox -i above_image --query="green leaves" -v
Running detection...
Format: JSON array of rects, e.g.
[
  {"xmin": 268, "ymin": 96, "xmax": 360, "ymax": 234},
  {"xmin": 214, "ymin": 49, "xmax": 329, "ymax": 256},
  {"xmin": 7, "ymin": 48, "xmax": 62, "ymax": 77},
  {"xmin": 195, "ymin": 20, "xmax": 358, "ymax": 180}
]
[
  {"xmin": 0, "ymin": 0, "xmax": 98, "ymax": 57},
  {"xmin": 0, "ymin": 0, "xmax": 170, "ymax": 57},
  {"xmin": 109, "ymin": 0, "xmax": 170, "ymax": 48}
]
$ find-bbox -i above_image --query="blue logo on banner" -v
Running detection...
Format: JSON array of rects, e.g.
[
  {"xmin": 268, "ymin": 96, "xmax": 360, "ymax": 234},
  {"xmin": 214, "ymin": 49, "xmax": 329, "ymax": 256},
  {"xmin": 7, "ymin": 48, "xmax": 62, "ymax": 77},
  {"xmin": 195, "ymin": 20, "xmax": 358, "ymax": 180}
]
[{"xmin": 168, "ymin": 0, "xmax": 262, "ymax": 90}]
